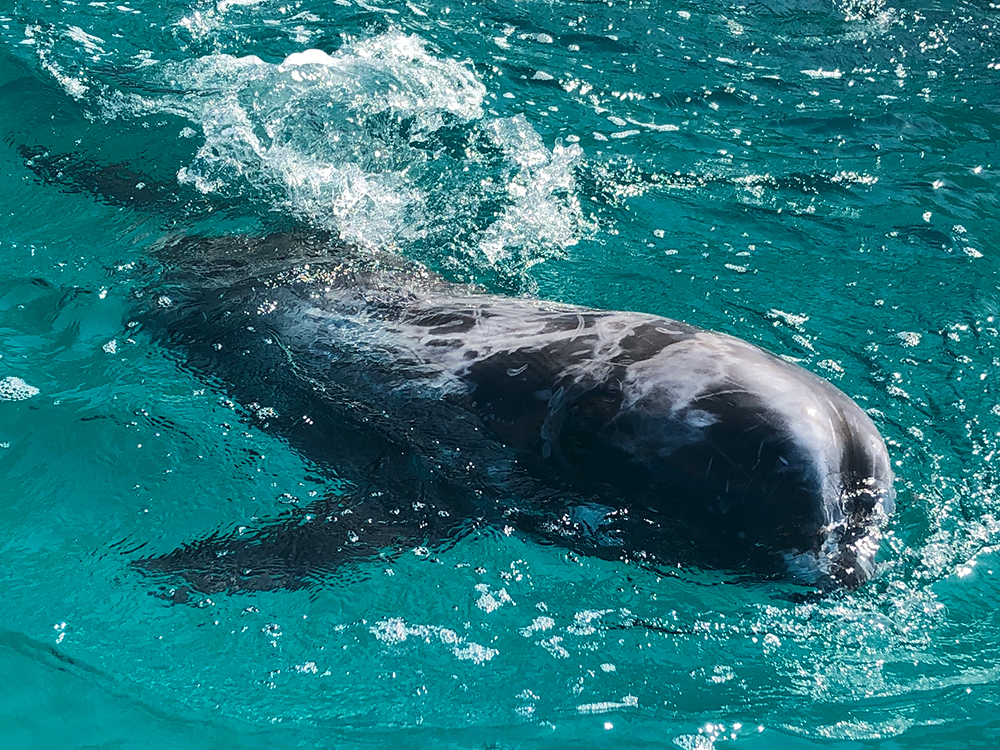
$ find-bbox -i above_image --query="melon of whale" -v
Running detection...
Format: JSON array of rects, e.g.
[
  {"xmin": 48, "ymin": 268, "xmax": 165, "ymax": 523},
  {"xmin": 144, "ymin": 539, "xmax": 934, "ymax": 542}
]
[{"xmin": 133, "ymin": 231, "xmax": 895, "ymax": 594}]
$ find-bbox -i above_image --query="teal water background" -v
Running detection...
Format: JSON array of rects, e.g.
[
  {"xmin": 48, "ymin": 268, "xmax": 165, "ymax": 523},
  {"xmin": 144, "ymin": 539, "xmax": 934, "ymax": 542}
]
[{"xmin": 2, "ymin": 0, "xmax": 1000, "ymax": 746}]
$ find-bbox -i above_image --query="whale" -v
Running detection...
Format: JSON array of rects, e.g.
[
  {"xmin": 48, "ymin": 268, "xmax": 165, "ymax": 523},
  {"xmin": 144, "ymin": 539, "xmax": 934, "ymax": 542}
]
[{"xmin": 131, "ymin": 230, "xmax": 896, "ymax": 595}]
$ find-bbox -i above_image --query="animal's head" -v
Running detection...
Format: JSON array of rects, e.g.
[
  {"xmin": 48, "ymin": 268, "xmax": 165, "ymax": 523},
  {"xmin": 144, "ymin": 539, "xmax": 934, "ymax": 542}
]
[{"xmin": 556, "ymin": 331, "xmax": 895, "ymax": 590}]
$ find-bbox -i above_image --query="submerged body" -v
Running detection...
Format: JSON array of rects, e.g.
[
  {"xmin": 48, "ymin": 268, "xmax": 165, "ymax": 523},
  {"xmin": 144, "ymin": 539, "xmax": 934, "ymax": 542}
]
[{"xmin": 138, "ymin": 232, "xmax": 895, "ymax": 593}]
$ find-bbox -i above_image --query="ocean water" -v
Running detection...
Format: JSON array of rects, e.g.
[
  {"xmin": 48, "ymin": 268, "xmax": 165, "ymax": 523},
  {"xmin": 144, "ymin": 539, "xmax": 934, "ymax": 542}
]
[{"xmin": 1, "ymin": 0, "xmax": 999, "ymax": 747}]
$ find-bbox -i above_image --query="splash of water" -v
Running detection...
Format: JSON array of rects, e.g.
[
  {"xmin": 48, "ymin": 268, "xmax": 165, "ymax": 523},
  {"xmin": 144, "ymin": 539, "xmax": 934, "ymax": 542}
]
[{"xmin": 19, "ymin": 23, "xmax": 591, "ymax": 282}]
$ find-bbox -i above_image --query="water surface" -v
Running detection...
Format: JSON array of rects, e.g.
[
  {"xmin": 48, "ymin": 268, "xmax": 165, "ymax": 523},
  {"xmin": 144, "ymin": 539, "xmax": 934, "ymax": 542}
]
[{"xmin": 2, "ymin": 0, "xmax": 1000, "ymax": 746}]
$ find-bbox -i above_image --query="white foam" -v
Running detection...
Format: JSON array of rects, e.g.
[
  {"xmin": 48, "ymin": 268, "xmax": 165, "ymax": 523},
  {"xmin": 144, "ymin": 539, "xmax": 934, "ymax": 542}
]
[
  {"xmin": 148, "ymin": 33, "xmax": 586, "ymax": 276},
  {"xmin": 160, "ymin": 33, "xmax": 490, "ymax": 248},
  {"xmin": 577, "ymin": 695, "xmax": 638, "ymax": 714},
  {"xmin": 25, "ymin": 23, "xmax": 590, "ymax": 281},
  {"xmin": 0, "ymin": 376, "xmax": 40, "ymax": 401},
  {"xmin": 276, "ymin": 34, "xmax": 485, "ymax": 122},
  {"xmin": 802, "ymin": 68, "xmax": 843, "ymax": 79},
  {"xmin": 24, "ymin": 24, "xmax": 90, "ymax": 99},
  {"xmin": 474, "ymin": 583, "xmax": 513, "ymax": 613},
  {"xmin": 369, "ymin": 617, "xmax": 497, "ymax": 664},
  {"xmin": 279, "ymin": 48, "xmax": 335, "ymax": 68},
  {"xmin": 478, "ymin": 115, "xmax": 588, "ymax": 268}
]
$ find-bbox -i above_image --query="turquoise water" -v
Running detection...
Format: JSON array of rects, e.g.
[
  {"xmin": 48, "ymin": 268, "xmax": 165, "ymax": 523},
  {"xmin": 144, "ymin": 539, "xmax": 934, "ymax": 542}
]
[{"xmin": 2, "ymin": 0, "xmax": 1000, "ymax": 746}]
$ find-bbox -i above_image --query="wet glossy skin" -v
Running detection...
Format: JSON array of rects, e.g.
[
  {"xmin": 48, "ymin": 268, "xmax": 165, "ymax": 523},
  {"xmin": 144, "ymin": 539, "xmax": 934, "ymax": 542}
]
[{"xmin": 138, "ymin": 233, "xmax": 895, "ymax": 593}]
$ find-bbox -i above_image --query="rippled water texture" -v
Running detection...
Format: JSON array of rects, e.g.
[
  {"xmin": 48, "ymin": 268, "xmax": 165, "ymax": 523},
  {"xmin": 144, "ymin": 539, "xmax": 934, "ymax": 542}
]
[{"xmin": 2, "ymin": 0, "xmax": 1000, "ymax": 747}]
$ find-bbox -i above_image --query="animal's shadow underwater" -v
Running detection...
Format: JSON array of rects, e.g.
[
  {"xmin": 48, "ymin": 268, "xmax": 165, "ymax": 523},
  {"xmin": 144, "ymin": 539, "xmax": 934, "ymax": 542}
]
[{"xmin": 20, "ymin": 149, "xmax": 895, "ymax": 596}]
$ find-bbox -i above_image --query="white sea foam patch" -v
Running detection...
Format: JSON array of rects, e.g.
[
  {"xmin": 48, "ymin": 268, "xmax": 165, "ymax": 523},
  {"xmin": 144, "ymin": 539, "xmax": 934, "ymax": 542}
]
[
  {"xmin": 23, "ymin": 24, "xmax": 92, "ymax": 99},
  {"xmin": 369, "ymin": 617, "xmax": 498, "ymax": 664},
  {"xmin": 477, "ymin": 115, "xmax": 589, "ymax": 269},
  {"xmin": 24, "ymin": 24, "xmax": 589, "ymax": 278},
  {"xmin": 0, "ymin": 376, "xmax": 40, "ymax": 401},
  {"xmin": 577, "ymin": 694, "xmax": 638, "ymax": 714},
  {"xmin": 801, "ymin": 68, "xmax": 843, "ymax": 79},
  {"xmin": 156, "ymin": 33, "xmax": 488, "ymax": 248},
  {"xmin": 145, "ymin": 32, "xmax": 587, "ymax": 273}
]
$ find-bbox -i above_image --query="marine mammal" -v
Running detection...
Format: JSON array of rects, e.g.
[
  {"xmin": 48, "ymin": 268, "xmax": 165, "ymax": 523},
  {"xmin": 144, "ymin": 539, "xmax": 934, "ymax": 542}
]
[{"xmin": 134, "ymin": 231, "xmax": 895, "ymax": 593}]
